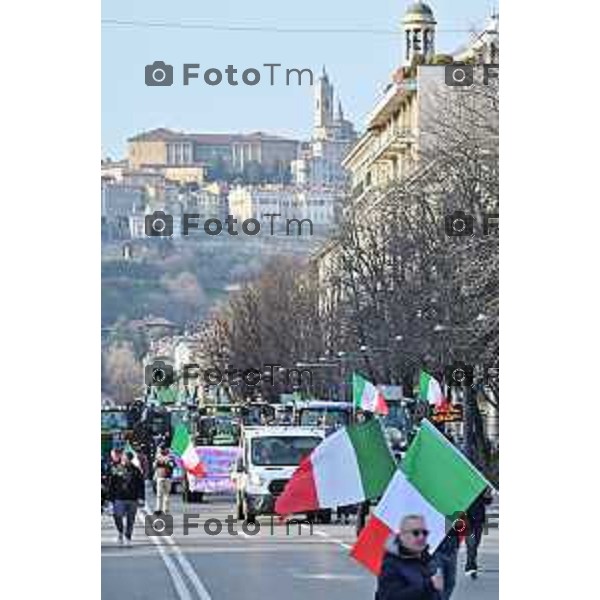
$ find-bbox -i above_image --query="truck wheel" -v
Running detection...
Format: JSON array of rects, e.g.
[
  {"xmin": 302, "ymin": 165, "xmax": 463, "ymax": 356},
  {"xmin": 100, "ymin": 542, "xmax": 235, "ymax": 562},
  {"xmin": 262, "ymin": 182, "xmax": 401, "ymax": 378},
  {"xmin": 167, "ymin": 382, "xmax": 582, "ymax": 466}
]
[
  {"xmin": 356, "ymin": 501, "xmax": 369, "ymax": 536},
  {"xmin": 318, "ymin": 509, "xmax": 332, "ymax": 524},
  {"xmin": 243, "ymin": 498, "xmax": 256, "ymax": 524},
  {"xmin": 181, "ymin": 479, "xmax": 192, "ymax": 503},
  {"xmin": 236, "ymin": 494, "xmax": 245, "ymax": 520}
]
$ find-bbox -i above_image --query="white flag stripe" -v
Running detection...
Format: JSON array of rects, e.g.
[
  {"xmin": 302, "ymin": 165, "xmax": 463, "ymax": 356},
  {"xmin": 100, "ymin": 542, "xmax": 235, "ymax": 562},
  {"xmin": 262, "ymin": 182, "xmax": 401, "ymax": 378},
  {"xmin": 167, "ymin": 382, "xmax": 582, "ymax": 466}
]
[
  {"xmin": 373, "ymin": 470, "xmax": 447, "ymax": 553},
  {"xmin": 312, "ymin": 428, "xmax": 364, "ymax": 507}
]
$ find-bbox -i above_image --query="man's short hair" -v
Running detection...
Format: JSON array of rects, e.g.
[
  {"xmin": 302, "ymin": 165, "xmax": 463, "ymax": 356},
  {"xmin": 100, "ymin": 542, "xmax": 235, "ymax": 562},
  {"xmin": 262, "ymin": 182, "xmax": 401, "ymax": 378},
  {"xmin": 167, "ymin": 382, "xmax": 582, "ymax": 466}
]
[{"xmin": 400, "ymin": 514, "xmax": 425, "ymax": 530}]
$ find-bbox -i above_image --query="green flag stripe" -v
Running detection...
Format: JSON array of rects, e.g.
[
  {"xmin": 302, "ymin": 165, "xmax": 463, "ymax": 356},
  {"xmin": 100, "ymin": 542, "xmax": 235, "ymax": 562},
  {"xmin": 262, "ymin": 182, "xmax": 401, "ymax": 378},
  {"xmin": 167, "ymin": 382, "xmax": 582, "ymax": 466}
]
[
  {"xmin": 419, "ymin": 371, "xmax": 431, "ymax": 400},
  {"xmin": 352, "ymin": 373, "xmax": 367, "ymax": 407},
  {"xmin": 171, "ymin": 425, "xmax": 190, "ymax": 456},
  {"xmin": 346, "ymin": 419, "xmax": 397, "ymax": 499},
  {"xmin": 401, "ymin": 420, "xmax": 487, "ymax": 516}
]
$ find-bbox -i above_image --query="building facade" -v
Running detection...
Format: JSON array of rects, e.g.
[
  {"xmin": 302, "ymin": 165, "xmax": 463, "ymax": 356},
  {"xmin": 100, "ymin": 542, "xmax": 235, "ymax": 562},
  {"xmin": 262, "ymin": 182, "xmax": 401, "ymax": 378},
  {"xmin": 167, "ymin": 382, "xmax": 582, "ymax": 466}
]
[
  {"xmin": 127, "ymin": 128, "xmax": 299, "ymax": 181},
  {"xmin": 228, "ymin": 185, "xmax": 340, "ymax": 232},
  {"xmin": 314, "ymin": 1, "xmax": 499, "ymax": 340}
]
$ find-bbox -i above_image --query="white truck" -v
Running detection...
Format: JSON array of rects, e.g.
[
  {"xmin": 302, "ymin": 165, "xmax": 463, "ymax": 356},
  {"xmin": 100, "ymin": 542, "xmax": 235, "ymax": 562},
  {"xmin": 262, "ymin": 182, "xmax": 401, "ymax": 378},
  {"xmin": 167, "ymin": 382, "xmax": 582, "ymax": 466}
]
[{"xmin": 233, "ymin": 426, "xmax": 324, "ymax": 523}]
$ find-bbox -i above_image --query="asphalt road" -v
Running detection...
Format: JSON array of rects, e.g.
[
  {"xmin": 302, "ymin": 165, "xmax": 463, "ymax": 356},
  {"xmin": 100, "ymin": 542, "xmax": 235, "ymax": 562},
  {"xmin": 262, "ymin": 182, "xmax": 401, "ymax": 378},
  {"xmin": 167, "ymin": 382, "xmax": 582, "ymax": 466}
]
[{"xmin": 102, "ymin": 489, "xmax": 498, "ymax": 600}]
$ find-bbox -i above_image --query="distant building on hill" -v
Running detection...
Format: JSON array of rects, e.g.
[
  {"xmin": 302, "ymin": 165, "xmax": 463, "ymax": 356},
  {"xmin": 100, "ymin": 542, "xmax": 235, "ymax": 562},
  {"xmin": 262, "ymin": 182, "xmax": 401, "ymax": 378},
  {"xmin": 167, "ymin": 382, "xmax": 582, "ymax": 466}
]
[{"xmin": 127, "ymin": 128, "xmax": 299, "ymax": 183}]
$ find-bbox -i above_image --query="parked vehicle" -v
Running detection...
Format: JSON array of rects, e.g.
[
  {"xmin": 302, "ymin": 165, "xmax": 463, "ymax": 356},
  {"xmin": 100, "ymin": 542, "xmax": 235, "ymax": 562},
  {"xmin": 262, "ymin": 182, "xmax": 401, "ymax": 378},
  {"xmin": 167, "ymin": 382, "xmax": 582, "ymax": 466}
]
[{"xmin": 233, "ymin": 426, "xmax": 324, "ymax": 523}]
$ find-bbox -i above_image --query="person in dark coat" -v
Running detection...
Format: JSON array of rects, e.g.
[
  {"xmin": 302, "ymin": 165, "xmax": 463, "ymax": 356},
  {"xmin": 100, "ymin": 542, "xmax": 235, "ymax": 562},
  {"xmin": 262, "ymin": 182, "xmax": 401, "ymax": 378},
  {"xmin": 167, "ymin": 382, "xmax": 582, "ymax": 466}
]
[
  {"xmin": 107, "ymin": 450, "xmax": 145, "ymax": 545},
  {"xmin": 375, "ymin": 515, "xmax": 443, "ymax": 600},
  {"xmin": 431, "ymin": 534, "xmax": 459, "ymax": 600},
  {"xmin": 465, "ymin": 487, "xmax": 493, "ymax": 577}
]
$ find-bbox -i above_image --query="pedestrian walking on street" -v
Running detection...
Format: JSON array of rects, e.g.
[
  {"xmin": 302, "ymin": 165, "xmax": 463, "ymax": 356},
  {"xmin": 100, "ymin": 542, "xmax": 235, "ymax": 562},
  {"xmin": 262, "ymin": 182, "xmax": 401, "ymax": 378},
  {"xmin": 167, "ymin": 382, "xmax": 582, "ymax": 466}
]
[
  {"xmin": 375, "ymin": 514, "xmax": 443, "ymax": 600},
  {"xmin": 107, "ymin": 450, "xmax": 145, "ymax": 546},
  {"xmin": 465, "ymin": 487, "xmax": 493, "ymax": 578},
  {"xmin": 153, "ymin": 444, "xmax": 175, "ymax": 514},
  {"xmin": 431, "ymin": 534, "xmax": 459, "ymax": 600}
]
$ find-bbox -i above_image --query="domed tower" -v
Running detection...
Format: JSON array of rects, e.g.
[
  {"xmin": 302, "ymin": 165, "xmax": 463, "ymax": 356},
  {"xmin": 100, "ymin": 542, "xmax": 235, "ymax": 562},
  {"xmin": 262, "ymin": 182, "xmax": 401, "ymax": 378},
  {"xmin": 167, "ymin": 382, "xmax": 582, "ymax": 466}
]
[{"xmin": 402, "ymin": 2, "xmax": 437, "ymax": 65}]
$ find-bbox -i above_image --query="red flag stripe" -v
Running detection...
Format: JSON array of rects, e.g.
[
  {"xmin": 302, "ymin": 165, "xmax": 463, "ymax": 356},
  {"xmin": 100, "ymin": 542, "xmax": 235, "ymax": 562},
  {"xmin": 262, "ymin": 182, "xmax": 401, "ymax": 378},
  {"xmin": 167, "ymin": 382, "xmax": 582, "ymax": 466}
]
[
  {"xmin": 187, "ymin": 461, "xmax": 206, "ymax": 477},
  {"xmin": 350, "ymin": 514, "xmax": 392, "ymax": 575},
  {"xmin": 275, "ymin": 456, "xmax": 319, "ymax": 515}
]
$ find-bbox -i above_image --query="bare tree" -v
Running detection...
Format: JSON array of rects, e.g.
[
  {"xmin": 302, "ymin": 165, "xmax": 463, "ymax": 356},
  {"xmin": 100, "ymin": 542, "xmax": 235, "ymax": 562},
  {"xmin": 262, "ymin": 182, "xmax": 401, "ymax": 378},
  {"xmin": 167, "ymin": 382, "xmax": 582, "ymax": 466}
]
[{"xmin": 104, "ymin": 341, "xmax": 143, "ymax": 405}]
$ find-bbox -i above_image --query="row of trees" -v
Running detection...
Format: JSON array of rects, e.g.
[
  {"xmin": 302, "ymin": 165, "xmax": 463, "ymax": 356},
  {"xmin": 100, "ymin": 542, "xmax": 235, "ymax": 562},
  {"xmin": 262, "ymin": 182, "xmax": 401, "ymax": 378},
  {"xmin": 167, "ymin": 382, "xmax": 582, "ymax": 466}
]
[{"xmin": 200, "ymin": 77, "xmax": 498, "ymax": 472}]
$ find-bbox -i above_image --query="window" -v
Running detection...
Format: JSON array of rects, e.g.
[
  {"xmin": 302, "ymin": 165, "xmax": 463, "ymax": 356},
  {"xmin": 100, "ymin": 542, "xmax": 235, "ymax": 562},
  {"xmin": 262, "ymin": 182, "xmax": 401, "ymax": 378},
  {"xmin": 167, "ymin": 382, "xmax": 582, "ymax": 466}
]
[{"xmin": 251, "ymin": 436, "xmax": 322, "ymax": 466}]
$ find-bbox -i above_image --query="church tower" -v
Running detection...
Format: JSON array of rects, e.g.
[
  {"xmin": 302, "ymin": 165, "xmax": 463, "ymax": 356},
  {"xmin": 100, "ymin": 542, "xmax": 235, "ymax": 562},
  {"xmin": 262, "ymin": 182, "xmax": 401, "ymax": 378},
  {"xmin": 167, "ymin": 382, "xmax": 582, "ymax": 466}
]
[
  {"xmin": 314, "ymin": 66, "xmax": 334, "ymax": 134},
  {"xmin": 402, "ymin": 2, "xmax": 437, "ymax": 65}
]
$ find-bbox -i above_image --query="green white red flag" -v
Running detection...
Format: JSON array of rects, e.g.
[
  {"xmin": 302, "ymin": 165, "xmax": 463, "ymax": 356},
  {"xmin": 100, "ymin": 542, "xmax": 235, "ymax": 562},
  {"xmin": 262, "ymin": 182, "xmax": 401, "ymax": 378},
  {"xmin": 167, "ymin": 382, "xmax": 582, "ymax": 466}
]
[
  {"xmin": 171, "ymin": 425, "xmax": 206, "ymax": 477},
  {"xmin": 353, "ymin": 373, "xmax": 389, "ymax": 415},
  {"xmin": 275, "ymin": 419, "xmax": 396, "ymax": 515},
  {"xmin": 419, "ymin": 370, "xmax": 446, "ymax": 406},
  {"xmin": 351, "ymin": 419, "xmax": 490, "ymax": 575}
]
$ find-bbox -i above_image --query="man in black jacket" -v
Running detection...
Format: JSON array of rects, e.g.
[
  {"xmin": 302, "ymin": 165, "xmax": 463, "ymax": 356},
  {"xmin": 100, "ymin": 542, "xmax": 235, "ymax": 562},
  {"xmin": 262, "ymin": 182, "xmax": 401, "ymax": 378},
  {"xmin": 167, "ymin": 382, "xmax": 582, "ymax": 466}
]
[
  {"xmin": 107, "ymin": 451, "xmax": 145, "ymax": 545},
  {"xmin": 376, "ymin": 515, "xmax": 443, "ymax": 600},
  {"xmin": 465, "ymin": 487, "xmax": 493, "ymax": 577}
]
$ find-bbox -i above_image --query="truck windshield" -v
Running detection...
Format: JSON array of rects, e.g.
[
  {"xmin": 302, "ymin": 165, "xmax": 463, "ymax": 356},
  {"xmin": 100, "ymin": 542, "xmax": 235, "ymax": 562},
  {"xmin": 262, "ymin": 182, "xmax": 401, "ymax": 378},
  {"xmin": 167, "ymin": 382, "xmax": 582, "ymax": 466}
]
[
  {"xmin": 251, "ymin": 436, "xmax": 321, "ymax": 466},
  {"xmin": 299, "ymin": 409, "xmax": 349, "ymax": 429}
]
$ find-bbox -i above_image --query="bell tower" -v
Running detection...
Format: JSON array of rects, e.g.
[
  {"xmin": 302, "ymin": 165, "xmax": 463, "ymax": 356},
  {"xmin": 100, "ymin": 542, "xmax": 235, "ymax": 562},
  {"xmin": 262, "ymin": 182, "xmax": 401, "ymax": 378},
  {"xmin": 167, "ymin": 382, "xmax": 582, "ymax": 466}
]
[
  {"xmin": 402, "ymin": 2, "xmax": 437, "ymax": 65},
  {"xmin": 314, "ymin": 66, "xmax": 334, "ymax": 133}
]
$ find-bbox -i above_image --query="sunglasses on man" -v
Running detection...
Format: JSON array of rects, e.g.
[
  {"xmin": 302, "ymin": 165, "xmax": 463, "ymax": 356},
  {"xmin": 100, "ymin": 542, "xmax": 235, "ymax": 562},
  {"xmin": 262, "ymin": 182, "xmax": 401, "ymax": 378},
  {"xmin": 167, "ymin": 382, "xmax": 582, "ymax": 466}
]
[{"xmin": 404, "ymin": 528, "xmax": 429, "ymax": 538}]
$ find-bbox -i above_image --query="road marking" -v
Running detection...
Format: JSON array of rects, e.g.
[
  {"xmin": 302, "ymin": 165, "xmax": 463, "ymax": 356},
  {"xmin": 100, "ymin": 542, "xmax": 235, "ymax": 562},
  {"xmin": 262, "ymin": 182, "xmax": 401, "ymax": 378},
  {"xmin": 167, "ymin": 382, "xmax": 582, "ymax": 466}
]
[
  {"xmin": 291, "ymin": 572, "xmax": 365, "ymax": 581},
  {"xmin": 145, "ymin": 532, "xmax": 194, "ymax": 600},
  {"xmin": 161, "ymin": 535, "xmax": 213, "ymax": 600},
  {"xmin": 141, "ymin": 506, "xmax": 213, "ymax": 600},
  {"xmin": 313, "ymin": 528, "xmax": 353, "ymax": 551}
]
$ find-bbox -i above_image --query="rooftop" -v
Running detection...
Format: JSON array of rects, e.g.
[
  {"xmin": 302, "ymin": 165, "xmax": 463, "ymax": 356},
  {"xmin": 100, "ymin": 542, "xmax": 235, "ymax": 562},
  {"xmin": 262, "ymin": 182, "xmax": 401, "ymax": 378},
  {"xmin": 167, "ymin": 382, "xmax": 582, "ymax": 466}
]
[{"xmin": 128, "ymin": 128, "xmax": 299, "ymax": 144}]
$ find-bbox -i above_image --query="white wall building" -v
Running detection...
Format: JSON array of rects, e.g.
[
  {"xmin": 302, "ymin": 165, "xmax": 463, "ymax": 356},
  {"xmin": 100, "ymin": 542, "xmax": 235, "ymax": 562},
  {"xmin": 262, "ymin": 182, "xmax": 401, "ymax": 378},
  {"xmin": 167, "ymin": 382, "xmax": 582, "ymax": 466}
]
[
  {"xmin": 228, "ymin": 185, "xmax": 341, "ymax": 231},
  {"xmin": 101, "ymin": 180, "xmax": 144, "ymax": 218}
]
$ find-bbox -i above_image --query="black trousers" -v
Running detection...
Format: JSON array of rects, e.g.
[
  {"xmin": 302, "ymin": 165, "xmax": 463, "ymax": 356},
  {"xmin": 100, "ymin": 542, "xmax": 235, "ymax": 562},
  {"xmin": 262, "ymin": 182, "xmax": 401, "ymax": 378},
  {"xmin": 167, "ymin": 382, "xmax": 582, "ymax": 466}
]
[
  {"xmin": 465, "ymin": 523, "xmax": 484, "ymax": 571},
  {"xmin": 113, "ymin": 499, "xmax": 138, "ymax": 540}
]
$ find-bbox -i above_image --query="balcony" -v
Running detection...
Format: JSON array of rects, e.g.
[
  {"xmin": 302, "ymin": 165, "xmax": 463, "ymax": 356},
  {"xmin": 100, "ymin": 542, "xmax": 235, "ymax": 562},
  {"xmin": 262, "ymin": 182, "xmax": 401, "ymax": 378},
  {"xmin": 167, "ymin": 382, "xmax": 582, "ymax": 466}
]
[
  {"xmin": 367, "ymin": 79, "xmax": 417, "ymax": 129},
  {"xmin": 369, "ymin": 128, "xmax": 415, "ymax": 164}
]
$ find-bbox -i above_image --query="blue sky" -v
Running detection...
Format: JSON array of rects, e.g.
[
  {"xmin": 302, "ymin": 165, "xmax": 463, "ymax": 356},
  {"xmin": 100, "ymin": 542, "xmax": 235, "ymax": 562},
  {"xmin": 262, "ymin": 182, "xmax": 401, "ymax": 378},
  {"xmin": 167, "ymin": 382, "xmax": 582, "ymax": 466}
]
[{"xmin": 102, "ymin": 0, "xmax": 492, "ymax": 158}]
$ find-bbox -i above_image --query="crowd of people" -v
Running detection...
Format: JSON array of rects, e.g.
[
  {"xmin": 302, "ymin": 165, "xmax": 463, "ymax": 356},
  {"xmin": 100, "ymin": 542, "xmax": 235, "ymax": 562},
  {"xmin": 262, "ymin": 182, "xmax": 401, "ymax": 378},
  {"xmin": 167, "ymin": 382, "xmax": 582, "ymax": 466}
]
[
  {"xmin": 102, "ymin": 443, "xmax": 178, "ymax": 544},
  {"xmin": 101, "ymin": 424, "xmax": 494, "ymax": 600}
]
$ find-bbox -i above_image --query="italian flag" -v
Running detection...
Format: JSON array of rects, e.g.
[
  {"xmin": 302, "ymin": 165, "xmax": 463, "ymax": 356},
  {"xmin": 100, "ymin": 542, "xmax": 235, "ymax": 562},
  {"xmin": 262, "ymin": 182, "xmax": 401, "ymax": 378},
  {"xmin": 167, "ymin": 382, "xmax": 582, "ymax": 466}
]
[
  {"xmin": 124, "ymin": 442, "xmax": 141, "ymax": 470},
  {"xmin": 419, "ymin": 370, "xmax": 445, "ymax": 406},
  {"xmin": 171, "ymin": 425, "xmax": 206, "ymax": 477},
  {"xmin": 351, "ymin": 419, "xmax": 489, "ymax": 575},
  {"xmin": 275, "ymin": 419, "xmax": 396, "ymax": 515},
  {"xmin": 353, "ymin": 373, "xmax": 389, "ymax": 415}
]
